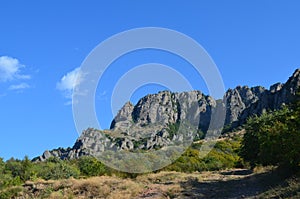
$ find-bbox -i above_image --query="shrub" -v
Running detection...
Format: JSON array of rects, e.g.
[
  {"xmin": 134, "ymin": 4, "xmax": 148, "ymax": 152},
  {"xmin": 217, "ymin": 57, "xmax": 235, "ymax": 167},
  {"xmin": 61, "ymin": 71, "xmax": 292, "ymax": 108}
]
[
  {"xmin": 0, "ymin": 186, "xmax": 23, "ymax": 199},
  {"xmin": 36, "ymin": 159, "xmax": 80, "ymax": 180},
  {"xmin": 77, "ymin": 156, "xmax": 106, "ymax": 177},
  {"xmin": 4, "ymin": 156, "xmax": 35, "ymax": 182},
  {"xmin": 240, "ymin": 90, "xmax": 300, "ymax": 169},
  {"xmin": 164, "ymin": 138, "xmax": 242, "ymax": 172}
]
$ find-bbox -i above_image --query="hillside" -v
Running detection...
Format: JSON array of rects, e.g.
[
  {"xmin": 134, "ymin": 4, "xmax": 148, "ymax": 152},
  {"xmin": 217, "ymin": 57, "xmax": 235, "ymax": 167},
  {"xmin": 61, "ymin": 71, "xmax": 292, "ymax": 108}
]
[
  {"xmin": 1, "ymin": 81, "xmax": 300, "ymax": 198},
  {"xmin": 2, "ymin": 168, "xmax": 299, "ymax": 199},
  {"xmin": 34, "ymin": 69, "xmax": 300, "ymax": 162}
]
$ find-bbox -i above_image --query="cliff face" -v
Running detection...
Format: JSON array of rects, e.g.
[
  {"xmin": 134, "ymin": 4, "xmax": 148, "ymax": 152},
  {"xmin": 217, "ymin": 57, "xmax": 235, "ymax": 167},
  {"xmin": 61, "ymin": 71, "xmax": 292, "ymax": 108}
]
[
  {"xmin": 34, "ymin": 69, "xmax": 300, "ymax": 161},
  {"xmin": 237, "ymin": 69, "xmax": 300, "ymax": 125},
  {"xmin": 111, "ymin": 69, "xmax": 300, "ymax": 130},
  {"xmin": 111, "ymin": 91, "xmax": 216, "ymax": 132}
]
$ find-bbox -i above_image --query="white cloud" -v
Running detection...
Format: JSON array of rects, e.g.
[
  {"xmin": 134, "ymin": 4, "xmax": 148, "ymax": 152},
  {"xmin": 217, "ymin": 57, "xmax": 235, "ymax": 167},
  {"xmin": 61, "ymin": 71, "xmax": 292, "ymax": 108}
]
[
  {"xmin": 0, "ymin": 56, "xmax": 31, "ymax": 82},
  {"xmin": 57, "ymin": 67, "xmax": 83, "ymax": 103},
  {"xmin": 8, "ymin": 83, "xmax": 30, "ymax": 90}
]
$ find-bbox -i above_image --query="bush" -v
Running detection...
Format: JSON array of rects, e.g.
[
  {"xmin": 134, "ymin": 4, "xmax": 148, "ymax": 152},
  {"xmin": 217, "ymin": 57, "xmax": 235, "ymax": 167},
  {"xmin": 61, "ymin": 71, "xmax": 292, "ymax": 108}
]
[
  {"xmin": 0, "ymin": 186, "xmax": 23, "ymax": 199},
  {"xmin": 36, "ymin": 158, "xmax": 80, "ymax": 180},
  {"xmin": 77, "ymin": 156, "xmax": 106, "ymax": 177},
  {"xmin": 164, "ymin": 138, "xmax": 242, "ymax": 172},
  {"xmin": 240, "ymin": 91, "xmax": 300, "ymax": 169},
  {"xmin": 4, "ymin": 156, "xmax": 35, "ymax": 181}
]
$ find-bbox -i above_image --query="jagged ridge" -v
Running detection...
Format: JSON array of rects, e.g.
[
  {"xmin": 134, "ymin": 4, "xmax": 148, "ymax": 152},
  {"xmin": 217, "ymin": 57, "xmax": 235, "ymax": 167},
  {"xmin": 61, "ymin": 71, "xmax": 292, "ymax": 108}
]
[{"xmin": 34, "ymin": 69, "xmax": 300, "ymax": 161}]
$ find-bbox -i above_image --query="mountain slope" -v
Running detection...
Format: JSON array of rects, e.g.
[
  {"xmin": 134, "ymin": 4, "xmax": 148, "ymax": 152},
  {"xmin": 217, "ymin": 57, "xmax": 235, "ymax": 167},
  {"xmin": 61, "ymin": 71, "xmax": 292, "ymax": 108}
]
[{"xmin": 34, "ymin": 68, "xmax": 300, "ymax": 162}]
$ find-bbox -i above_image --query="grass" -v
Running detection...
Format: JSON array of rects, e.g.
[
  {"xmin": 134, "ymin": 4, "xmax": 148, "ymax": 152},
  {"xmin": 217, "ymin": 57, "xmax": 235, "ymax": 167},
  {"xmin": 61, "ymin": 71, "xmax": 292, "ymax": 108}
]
[
  {"xmin": 17, "ymin": 176, "xmax": 144, "ymax": 199},
  {"xmin": 256, "ymin": 172, "xmax": 300, "ymax": 199},
  {"xmin": 0, "ymin": 186, "xmax": 23, "ymax": 199},
  {"xmin": 1, "ymin": 167, "xmax": 299, "ymax": 198}
]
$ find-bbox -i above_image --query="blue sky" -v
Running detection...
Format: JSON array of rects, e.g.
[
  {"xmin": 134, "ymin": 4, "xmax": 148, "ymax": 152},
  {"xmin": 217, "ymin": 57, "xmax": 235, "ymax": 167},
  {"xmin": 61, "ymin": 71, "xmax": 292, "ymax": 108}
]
[{"xmin": 0, "ymin": 0, "xmax": 299, "ymax": 160}]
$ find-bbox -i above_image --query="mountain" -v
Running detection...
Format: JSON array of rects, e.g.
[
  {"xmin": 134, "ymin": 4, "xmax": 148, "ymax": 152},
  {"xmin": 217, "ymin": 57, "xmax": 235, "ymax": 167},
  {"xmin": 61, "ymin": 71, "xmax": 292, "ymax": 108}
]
[{"xmin": 33, "ymin": 69, "xmax": 300, "ymax": 162}]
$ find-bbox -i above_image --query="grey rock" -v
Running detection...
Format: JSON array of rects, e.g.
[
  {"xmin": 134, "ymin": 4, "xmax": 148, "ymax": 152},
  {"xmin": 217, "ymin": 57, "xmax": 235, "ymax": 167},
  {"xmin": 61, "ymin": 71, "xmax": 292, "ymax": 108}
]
[
  {"xmin": 33, "ymin": 69, "xmax": 300, "ymax": 162},
  {"xmin": 110, "ymin": 102, "xmax": 134, "ymax": 130}
]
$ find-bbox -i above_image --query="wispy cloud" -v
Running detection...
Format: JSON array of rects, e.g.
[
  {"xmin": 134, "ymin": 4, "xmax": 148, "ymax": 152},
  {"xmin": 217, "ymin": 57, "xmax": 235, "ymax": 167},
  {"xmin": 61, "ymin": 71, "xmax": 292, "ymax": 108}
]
[
  {"xmin": 0, "ymin": 56, "xmax": 31, "ymax": 82},
  {"xmin": 0, "ymin": 56, "xmax": 32, "ymax": 93},
  {"xmin": 56, "ymin": 67, "xmax": 83, "ymax": 105},
  {"xmin": 8, "ymin": 83, "xmax": 30, "ymax": 90}
]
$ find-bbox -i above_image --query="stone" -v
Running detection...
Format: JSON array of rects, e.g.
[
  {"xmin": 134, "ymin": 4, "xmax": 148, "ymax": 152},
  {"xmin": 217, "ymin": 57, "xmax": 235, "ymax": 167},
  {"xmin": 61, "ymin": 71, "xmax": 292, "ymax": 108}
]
[{"xmin": 33, "ymin": 68, "xmax": 300, "ymax": 162}]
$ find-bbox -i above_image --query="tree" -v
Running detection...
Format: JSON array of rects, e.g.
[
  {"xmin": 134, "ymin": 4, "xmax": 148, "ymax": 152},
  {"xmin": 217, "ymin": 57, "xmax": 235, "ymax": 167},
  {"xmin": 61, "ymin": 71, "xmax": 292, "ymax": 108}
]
[
  {"xmin": 36, "ymin": 158, "xmax": 80, "ymax": 180},
  {"xmin": 20, "ymin": 156, "xmax": 34, "ymax": 181},
  {"xmin": 77, "ymin": 156, "xmax": 106, "ymax": 177},
  {"xmin": 240, "ymin": 90, "xmax": 300, "ymax": 169}
]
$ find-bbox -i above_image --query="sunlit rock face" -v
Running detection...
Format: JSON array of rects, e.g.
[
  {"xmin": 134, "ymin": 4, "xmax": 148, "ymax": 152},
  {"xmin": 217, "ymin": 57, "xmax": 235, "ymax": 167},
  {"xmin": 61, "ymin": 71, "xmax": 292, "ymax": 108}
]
[{"xmin": 33, "ymin": 69, "xmax": 300, "ymax": 162}]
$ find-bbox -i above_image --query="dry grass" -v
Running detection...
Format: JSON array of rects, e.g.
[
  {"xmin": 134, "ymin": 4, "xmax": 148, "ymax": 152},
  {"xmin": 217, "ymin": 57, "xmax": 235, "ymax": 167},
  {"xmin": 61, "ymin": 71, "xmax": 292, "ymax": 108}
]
[
  {"xmin": 64, "ymin": 176, "xmax": 143, "ymax": 199},
  {"xmin": 17, "ymin": 176, "xmax": 144, "ymax": 199},
  {"xmin": 8, "ymin": 168, "xmax": 300, "ymax": 199},
  {"xmin": 255, "ymin": 172, "xmax": 300, "ymax": 199}
]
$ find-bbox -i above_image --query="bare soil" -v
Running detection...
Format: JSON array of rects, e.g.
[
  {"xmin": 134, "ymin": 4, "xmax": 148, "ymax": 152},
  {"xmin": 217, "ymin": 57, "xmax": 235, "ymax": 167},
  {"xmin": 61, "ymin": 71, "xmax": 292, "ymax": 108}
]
[{"xmin": 8, "ymin": 168, "xmax": 300, "ymax": 199}]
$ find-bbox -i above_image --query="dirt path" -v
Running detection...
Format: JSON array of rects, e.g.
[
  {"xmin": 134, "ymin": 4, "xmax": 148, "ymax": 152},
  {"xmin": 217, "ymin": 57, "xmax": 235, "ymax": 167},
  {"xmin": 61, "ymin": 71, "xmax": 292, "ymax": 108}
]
[
  {"xmin": 137, "ymin": 168, "xmax": 288, "ymax": 199},
  {"xmin": 12, "ymin": 168, "xmax": 297, "ymax": 198}
]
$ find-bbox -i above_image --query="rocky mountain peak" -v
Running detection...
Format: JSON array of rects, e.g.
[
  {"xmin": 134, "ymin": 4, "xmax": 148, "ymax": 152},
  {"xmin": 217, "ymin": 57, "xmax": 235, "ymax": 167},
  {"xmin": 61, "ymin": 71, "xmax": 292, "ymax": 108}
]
[
  {"xmin": 270, "ymin": 83, "xmax": 283, "ymax": 93},
  {"xmin": 292, "ymin": 68, "xmax": 300, "ymax": 77},
  {"xmin": 34, "ymin": 68, "xmax": 300, "ymax": 162},
  {"xmin": 110, "ymin": 101, "xmax": 134, "ymax": 129},
  {"xmin": 285, "ymin": 68, "xmax": 300, "ymax": 94}
]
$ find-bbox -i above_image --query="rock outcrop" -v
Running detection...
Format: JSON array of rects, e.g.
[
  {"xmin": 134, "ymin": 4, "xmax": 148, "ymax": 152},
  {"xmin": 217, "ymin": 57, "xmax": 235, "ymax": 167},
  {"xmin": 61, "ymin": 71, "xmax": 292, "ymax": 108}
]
[{"xmin": 33, "ymin": 69, "xmax": 300, "ymax": 162}]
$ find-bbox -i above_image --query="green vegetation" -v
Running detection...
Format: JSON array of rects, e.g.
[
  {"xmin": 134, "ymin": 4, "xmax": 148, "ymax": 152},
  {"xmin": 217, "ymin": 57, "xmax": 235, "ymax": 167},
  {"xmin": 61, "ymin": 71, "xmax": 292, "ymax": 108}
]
[
  {"xmin": 1, "ymin": 91, "xmax": 300, "ymax": 197},
  {"xmin": 35, "ymin": 157, "xmax": 80, "ymax": 180},
  {"xmin": 163, "ymin": 137, "xmax": 242, "ymax": 172},
  {"xmin": 240, "ymin": 90, "xmax": 300, "ymax": 170},
  {"xmin": 167, "ymin": 120, "xmax": 204, "ymax": 141},
  {"xmin": 77, "ymin": 156, "xmax": 106, "ymax": 177},
  {"xmin": 167, "ymin": 122, "xmax": 180, "ymax": 139},
  {"xmin": 0, "ymin": 138, "xmax": 242, "ymax": 188}
]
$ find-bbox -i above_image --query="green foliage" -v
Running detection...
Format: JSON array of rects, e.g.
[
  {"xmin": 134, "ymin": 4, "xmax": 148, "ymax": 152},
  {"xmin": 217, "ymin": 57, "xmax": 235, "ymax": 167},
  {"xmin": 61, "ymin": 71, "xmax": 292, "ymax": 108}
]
[
  {"xmin": 0, "ymin": 157, "xmax": 30, "ymax": 191},
  {"xmin": 0, "ymin": 139, "xmax": 244, "ymax": 197},
  {"xmin": 132, "ymin": 137, "xmax": 148, "ymax": 149},
  {"xmin": 167, "ymin": 122, "xmax": 180, "ymax": 139},
  {"xmin": 164, "ymin": 148, "xmax": 202, "ymax": 172},
  {"xmin": 4, "ymin": 158, "xmax": 22, "ymax": 178},
  {"xmin": 20, "ymin": 156, "xmax": 34, "ymax": 181},
  {"xmin": 77, "ymin": 156, "xmax": 106, "ymax": 177},
  {"xmin": 202, "ymin": 140, "xmax": 243, "ymax": 170},
  {"xmin": 167, "ymin": 120, "xmax": 204, "ymax": 141},
  {"xmin": 240, "ymin": 91, "xmax": 300, "ymax": 169},
  {"xmin": 0, "ymin": 186, "xmax": 23, "ymax": 199},
  {"xmin": 35, "ymin": 158, "xmax": 80, "ymax": 180},
  {"xmin": 4, "ymin": 156, "xmax": 35, "ymax": 181},
  {"xmin": 193, "ymin": 129, "xmax": 205, "ymax": 141},
  {"xmin": 164, "ymin": 138, "xmax": 242, "ymax": 172}
]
